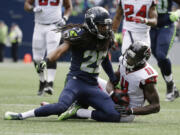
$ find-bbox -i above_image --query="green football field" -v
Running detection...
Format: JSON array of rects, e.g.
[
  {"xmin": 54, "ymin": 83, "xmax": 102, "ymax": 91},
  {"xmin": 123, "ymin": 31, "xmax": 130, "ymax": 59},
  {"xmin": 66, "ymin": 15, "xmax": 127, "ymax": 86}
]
[{"xmin": 0, "ymin": 62, "xmax": 180, "ymax": 135}]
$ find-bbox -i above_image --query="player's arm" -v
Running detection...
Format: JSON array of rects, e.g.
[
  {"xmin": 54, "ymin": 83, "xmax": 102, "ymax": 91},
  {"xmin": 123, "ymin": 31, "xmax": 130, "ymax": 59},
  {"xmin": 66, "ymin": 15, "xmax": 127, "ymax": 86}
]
[
  {"xmin": 101, "ymin": 56, "xmax": 119, "ymax": 86},
  {"xmin": 24, "ymin": 0, "xmax": 34, "ymax": 12},
  {"xmin": 146, "ymin": 2, "xmax": 158, "ymax": 27},
  {"xmin": 133, "ymin": 78, "xmax": 160, "ymax": 115},
  {"xmin": 112, "ymin": 2, "xmax": 123, "ymax": 32},
  {"xmin": 63, "ymin": 0, "xmax": 73, "ymax": 21},
  {"xmin": 47, "ymin": 41, "xmax": 70, "ymax": 62},
  {"xmin": 106, "ymin": 67, "xmax": 120, "ymax": 94}
]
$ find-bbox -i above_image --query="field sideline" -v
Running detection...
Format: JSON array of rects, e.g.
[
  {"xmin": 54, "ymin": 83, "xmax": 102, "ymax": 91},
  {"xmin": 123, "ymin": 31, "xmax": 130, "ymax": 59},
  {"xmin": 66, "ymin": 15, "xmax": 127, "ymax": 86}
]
[{"xmin": 0, "ymin": 62, "xmax": 180, "ymax": 135}]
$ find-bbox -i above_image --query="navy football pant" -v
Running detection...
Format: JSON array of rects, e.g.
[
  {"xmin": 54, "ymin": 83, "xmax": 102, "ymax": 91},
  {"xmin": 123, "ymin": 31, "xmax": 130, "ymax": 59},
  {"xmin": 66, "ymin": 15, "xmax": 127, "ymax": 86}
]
[
  {"xmin": 35, "ymin": 76, "xmax": 120, "ymax": 122},
  {"xmin": 150, "ymin": 24, "xmax": 175, "ymax": 76}
]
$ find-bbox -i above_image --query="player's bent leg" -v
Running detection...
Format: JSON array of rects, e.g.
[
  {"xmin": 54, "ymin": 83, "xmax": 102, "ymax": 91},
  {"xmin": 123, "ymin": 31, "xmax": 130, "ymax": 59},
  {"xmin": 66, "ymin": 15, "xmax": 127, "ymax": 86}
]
[
  {"xmin": 92, "ymin": 109, "xmax": 120, "ymax": 122},
  {"xmin": 87, "ymin": 88, "xmax": 121, "ymax": 122},
  {"xmin": 35, "ymin": 85, "xmax": 78, "ymax": 116},
  {"xmin": 44, "ymin": 61, "xmax": 57, "ymax": 95},
  {"xmin": 58, "ymin": 102, "xmax": 82, "ymax": 121},
  {"xmin": 34, "ymin": 61, "xmax": 46, "ymax": 96}
]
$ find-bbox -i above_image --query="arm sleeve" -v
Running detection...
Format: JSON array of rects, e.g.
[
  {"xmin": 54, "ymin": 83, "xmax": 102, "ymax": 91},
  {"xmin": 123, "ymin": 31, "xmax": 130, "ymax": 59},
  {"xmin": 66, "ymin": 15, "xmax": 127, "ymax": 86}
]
[{"xmin": 101, "ymin": 55, "xmax": 118, "ymax": 84}]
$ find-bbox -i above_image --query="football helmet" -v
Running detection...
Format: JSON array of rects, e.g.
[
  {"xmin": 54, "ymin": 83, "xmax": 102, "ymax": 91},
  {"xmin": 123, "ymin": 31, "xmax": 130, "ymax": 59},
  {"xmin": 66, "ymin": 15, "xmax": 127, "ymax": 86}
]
[
  {"xmin": 84, "ymin": 6, "xmax": 112, "ymax": 39},
  {"xmin": 120, "ymin": 41, "xmax": 151, "ymax": 69}
]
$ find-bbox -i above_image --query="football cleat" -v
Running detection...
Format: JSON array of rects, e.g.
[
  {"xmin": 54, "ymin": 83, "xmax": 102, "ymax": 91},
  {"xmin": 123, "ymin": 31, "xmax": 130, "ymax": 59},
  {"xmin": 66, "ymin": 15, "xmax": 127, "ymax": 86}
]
[
  {"xmin": 4, "ymin": 112, "xmax": 23, "ymax": 120},
  {"xmin": 43, "ymin": 82, "xmax": 54, "ymax": 95},
  {"xmin": 165, "ymin": 81, "xmax": 179, "ymax": 101},
  {"xmin": 58, "ymin": 103, "xmax": 81, "ymax": 121},
  {"xmin": 37, "ymin": 81, "xmax": 46, "ymax": 96}
]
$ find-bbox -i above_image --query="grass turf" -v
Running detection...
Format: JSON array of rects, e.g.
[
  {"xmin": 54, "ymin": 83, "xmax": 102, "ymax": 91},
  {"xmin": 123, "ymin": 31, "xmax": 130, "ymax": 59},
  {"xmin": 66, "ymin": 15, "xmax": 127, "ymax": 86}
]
[{"xmin": 0, "ymin": 62, "xmax": 180, "ymax": 135}]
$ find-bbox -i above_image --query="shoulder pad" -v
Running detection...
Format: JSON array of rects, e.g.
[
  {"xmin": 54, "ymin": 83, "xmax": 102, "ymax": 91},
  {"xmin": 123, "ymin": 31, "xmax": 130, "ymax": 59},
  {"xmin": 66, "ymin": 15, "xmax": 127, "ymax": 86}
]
[{"xmin": 63, "ymin": 27, "xmax": 85, "ymax": 41}]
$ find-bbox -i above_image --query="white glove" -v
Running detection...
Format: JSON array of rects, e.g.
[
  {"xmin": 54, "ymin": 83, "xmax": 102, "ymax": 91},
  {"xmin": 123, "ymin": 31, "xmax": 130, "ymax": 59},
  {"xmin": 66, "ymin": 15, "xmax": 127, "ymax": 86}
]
[
  {"xmin": 33, "ymin": 6, "xmax": 43, "ymax": 13},
  {"xmin": 132, "ymin": 16, "xmax": 148, "ymax": 24},
  {"xmin": 56, "ymin": 17, "xmax": 67, "ymax": 27}
]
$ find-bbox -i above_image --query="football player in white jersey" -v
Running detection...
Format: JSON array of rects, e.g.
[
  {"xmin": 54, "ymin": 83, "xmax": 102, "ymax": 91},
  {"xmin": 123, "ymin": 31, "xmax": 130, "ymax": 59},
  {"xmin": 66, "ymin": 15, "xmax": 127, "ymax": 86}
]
[
  {"xmin": 112, "ymin": 0, "xmax": 158, "ymax": 54},
  {"xmin": 24, "ymin": 0, "xmax": 72, "ymax": 95},
  {"xmin": 58, "ymin": 41, "xmax": 160, "ymax": 122}
]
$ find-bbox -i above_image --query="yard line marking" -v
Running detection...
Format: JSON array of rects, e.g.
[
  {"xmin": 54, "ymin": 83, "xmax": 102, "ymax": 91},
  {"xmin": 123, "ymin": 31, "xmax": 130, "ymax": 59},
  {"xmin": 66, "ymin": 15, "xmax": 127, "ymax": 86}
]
[
  {"xmin": 0, "ymin": 104, "xmax": 39, "ymax": 107},
  {"xmin": 0, "ymin": 132, "xmax": 63, "ymax": 135}
]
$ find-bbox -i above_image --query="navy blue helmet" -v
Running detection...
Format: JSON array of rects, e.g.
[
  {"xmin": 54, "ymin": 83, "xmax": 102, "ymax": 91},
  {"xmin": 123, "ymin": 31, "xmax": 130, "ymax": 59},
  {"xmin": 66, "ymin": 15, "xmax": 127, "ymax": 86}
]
[{"xmin": 84, "ymin": 7, "xmax": 112, "ymax": 39}]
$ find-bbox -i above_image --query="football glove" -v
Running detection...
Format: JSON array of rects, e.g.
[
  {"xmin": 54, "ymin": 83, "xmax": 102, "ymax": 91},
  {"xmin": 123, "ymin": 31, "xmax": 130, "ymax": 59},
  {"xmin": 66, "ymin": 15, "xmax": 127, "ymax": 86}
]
[
  {"xmin": 111, "ymin": 90, "xmax": 129, "ymax": 106},
  {"xmin": 56, "ymin": 17, "xmax": 67, "ymax": 27},
  {"xmin": 33, "ymin": 6, "xmax": 43, "ymax": 13},
  {"xmin": 114, "ymin": 104, "xmax": 133, "ymax": 115},
  {"xmin": 114, "ymin": 33, "xmax": 122, "ymax": 44},
  {"xmin": 36, "ymin": 60, "xmax": 46, "ymax": 73},
  {"xmin": 169, "ymin": 9, "xmax": 180, "ymax": 22},
  {"xmin": 132, "ymin": 17, "xmax": 148, "ymax": 24}
]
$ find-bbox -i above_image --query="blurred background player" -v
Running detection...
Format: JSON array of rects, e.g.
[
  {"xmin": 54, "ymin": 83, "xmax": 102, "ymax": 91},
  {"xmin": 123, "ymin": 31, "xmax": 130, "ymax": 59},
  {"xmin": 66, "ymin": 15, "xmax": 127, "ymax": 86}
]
[
  {"xmin": 112, "ymin": 0, "xmax": 158, "ymax": 54},
  {"xmin": 24, "ymin": 0, "xmax": 73, "ymax": 95},
  {"xmin": 150, "ymin": 0, "xmax": 180, "ymax": 101},
  {"xmin": 9, "ymin": 23, "xmax": 23, "ymax": 62},
  {"xmin": 58, "ymin": 41, "xmax": 160, "ymax": 122},
  {"xmin": 4, "ymin": 7, "xmax": 121, "ymax": 122},
  {"xmin": 0, "ymin": 20, "xmax": 8, "ymax": 62}
]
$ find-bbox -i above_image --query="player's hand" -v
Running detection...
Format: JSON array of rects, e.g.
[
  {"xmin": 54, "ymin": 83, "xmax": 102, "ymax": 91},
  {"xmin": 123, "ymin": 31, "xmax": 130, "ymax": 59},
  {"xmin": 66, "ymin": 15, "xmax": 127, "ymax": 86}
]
[
  {"xmin": 36, "ymin": 60, "xmax": 46, "ymax": 73},
  {"xmin": 114, "ymin": 105, "xmax": 133, "ymax": 115},
  {"xmin": 169, "ymin": 9, "xmax": 180, "ymax": 22},
  {"xmin": 111, "ymin": 91, "xmax": 129, "ymax": 106},
  {"xmin": 132, "ymin": 16, "xmax": 147, "ymax": 24},
  {"xmin": 33, "ymin": 6, "xmax": 43, "ymax": 13},
  {"xmin": 56, "ymin": 17, "xmax": 67, "ymax": 27},
  {"xmin": 114, "ymin": 33, "xmax": 122, "ymax": 44}
]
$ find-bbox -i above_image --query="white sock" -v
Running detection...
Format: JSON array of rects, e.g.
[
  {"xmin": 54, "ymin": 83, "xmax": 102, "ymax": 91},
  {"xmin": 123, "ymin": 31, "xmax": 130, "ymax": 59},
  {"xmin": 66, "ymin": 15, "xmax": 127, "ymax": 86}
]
[
  {"xmin": 164, "ymin": 74, "xmax": 173, "ymax": 83},
  {"xmin": 39, "ymin": 72, "xmax": 45, "ymax": 82},
  {"xmin": 76, "ymin": 109, "xmax": 92, "ymax": 119},
  {"xmin": 21, "ymin": 109, "xmax": 35, "ymax": 119},
  {"xmin": 47, "ymin": 69, "xmax": 56, "ymax": 82}
]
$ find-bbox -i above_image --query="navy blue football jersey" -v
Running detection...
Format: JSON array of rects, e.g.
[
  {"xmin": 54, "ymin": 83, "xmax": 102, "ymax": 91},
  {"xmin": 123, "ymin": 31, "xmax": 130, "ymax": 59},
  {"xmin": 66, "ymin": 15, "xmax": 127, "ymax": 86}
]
[
  {"xmin": 63, "ymin": 26, "xmax": 112, "ymax": 85},
  {"xmin": 156, "ymin": 0, "xmax": 173, "ymax": 27}
]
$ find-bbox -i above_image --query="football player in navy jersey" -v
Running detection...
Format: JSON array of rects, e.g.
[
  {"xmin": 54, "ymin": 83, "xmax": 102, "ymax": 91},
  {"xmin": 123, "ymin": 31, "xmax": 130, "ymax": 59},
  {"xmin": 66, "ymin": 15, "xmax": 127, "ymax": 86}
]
[
  {"xmin": 4, "ymin": 7, "xmax": 121, "ymax": 122},
  {"xmin": 150, "ymin": 0, "xmax": 180, "ymax": 101}
]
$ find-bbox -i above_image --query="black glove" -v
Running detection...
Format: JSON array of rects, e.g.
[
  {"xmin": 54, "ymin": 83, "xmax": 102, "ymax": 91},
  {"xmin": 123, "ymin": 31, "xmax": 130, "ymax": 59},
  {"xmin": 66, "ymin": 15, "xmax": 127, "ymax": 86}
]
[
  {"xmin": 35, "ymin": 60, "xmax": 47, "ymax": 73},
  {"xmin": 111, "ymin": 92, "xmax": 129, "ymax": 106},
  {"xmin": 115, "ymin": 104, "xmax": 133, "ymax": 115}
]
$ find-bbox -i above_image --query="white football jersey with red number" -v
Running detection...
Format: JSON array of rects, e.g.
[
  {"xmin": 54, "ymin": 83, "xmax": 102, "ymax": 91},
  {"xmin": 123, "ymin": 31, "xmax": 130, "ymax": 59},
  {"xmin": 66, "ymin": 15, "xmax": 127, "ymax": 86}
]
[
  {"xmin": 34, "ymin": 0, "xmax": 63, "ymax": 24},
  {"xmin": 119, "ymin": 0, "xmax": 157, "ymax": 32},
  {"xmin": 119, "ymin": 58, "xmax": 158, "ymax": 108}
]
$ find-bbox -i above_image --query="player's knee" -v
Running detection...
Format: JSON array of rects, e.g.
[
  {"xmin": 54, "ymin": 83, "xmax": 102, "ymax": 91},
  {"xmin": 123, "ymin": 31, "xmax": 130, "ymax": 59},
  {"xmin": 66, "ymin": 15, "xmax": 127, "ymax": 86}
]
[
  {"xmin": 47, "ymin": 61, "xmax": 57, "ymax": 69},
  {"xmin": 55, "ymin": 102, "xmax": 69, "ymax": 115},
  {"xmin": 106, "ymin": 112, "xmax": 121, "ymax": 122},
  {"xmin": 158, "ymin": 58, "xmax": 170, "ymax": 67},
  {"xmin": 156, "ymin": 52, "xmax": 166, "ymax": 62}
]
